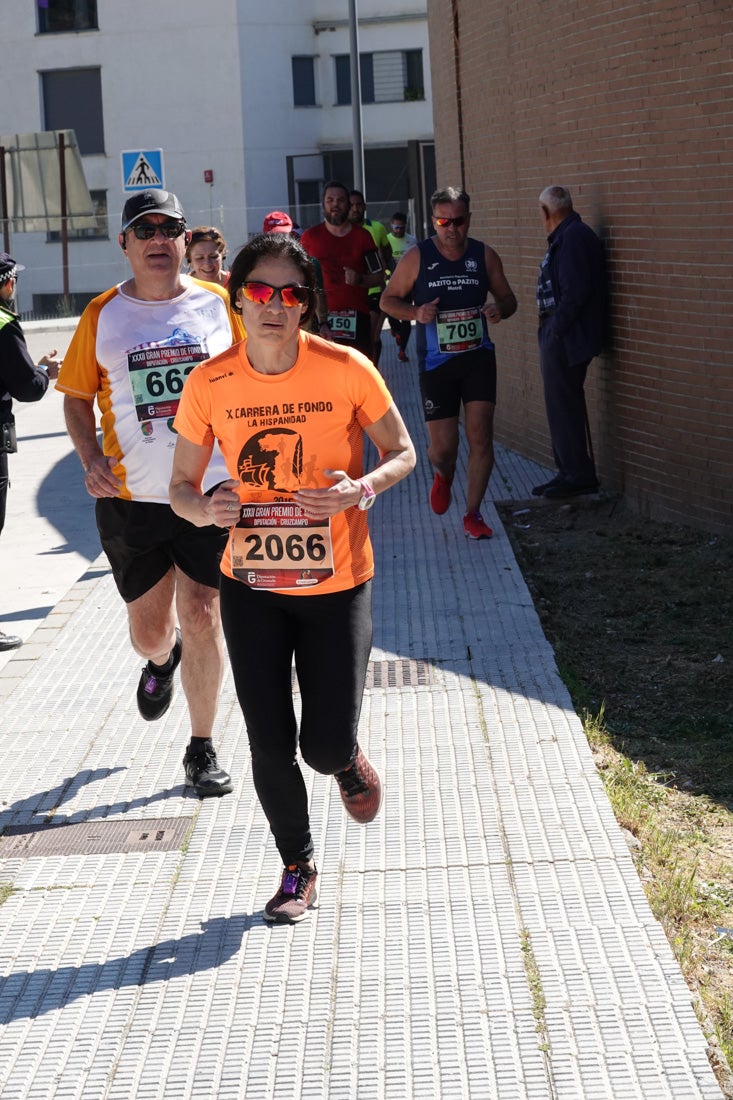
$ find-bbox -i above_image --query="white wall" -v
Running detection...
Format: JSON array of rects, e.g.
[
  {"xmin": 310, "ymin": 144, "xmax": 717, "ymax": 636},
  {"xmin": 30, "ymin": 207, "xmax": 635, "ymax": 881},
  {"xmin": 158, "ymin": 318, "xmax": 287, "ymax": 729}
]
[
  {"xmin": 0, "ymin": 1, "xmax": 431, "ymax": 312},
  {"xmin": 236, "ymin": 3, "xmax": 433, "ymax": 229}
]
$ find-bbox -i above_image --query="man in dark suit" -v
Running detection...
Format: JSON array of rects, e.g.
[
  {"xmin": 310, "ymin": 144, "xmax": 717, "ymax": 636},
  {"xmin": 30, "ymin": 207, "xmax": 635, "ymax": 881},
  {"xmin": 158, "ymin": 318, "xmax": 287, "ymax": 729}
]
[{"xmin": 534, "ymin": 186, "xmax": 608, "ymax": 499}]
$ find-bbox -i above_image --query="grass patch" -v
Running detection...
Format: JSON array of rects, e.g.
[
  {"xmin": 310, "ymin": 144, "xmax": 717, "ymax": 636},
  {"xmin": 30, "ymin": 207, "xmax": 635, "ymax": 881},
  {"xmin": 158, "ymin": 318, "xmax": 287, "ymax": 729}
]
[
  {"xmin": 0, "ymin": 882, "xmax": 16, "ymax": 907},
  {"xmin": 520, "ymin": 927, "xmax": 550, "ymax": 1052},
  {"xmin": 585, "ymin": 704, "xmax": 733, "ymax": 1074},
  {"xmin": 500, "ymin": 497, "xmax": 733, "ymax": 1092}
]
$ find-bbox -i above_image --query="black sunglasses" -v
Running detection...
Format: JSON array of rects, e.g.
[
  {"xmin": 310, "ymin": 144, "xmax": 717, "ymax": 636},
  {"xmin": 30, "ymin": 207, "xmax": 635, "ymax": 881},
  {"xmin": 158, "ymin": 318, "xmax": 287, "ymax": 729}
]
[{"xmin": 129, "ymin": 221, "xmax": 186, "ymax": 240}]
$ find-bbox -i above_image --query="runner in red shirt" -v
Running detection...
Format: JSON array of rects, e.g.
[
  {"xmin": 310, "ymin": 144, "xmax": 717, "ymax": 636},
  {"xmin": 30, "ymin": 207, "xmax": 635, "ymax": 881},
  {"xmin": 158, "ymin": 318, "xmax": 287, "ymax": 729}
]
[{"xmin": 300, "ymin": 181, "xmax": 383, "ymax": 360}]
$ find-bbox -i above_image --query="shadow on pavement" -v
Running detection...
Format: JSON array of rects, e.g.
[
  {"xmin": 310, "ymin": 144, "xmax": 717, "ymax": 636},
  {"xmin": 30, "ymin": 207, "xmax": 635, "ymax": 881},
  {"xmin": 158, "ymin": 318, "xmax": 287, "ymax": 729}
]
[
  {"xmin": 0, "ymin": 915, "xmax": 255, "ymax": 1022},
  {"xmin": 0, "ymin": 768, "xmax": 129, "ymax": 829},
  {"xmin": 1, "ymin": 604, "xmax": 57, "ymax": 624},
  {"xmin": 35, "ymin": 449, "xmax": 100, "ymax": 563}
]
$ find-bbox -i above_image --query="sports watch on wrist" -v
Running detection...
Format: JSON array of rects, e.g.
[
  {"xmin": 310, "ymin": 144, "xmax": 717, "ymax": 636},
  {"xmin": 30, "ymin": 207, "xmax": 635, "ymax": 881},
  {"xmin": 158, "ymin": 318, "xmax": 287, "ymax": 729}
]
[{"xmin": 357, "ymin": 478, "xmax": 376, "ymax": 511}]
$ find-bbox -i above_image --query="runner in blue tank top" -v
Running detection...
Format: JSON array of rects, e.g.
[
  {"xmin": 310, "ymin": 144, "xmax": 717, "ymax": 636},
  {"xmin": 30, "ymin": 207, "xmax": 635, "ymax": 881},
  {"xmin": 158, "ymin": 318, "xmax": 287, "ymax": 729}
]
[{"xmin": 381, "ymin": 187, "xmax": 517, "ymax": 540}]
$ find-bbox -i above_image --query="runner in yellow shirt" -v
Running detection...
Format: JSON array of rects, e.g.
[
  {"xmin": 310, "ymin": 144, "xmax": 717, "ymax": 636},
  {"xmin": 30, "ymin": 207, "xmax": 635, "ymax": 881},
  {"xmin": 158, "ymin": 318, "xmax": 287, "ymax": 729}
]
[{"xmin": 348, "ymin": 190, "xmax": 393, "ymax": 367}]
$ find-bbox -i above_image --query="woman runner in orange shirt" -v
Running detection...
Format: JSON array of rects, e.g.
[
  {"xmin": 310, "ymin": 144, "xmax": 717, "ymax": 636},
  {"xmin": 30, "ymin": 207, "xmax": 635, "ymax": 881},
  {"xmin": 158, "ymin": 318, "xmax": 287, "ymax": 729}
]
[{"xmin": 170, "ymin": 232, "xmax": 415, "ymax": 923}]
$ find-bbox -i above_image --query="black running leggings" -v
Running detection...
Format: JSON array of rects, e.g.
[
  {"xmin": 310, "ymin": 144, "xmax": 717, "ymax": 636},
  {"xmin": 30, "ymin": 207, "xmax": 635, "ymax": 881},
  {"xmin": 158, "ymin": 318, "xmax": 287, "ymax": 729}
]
[{"xmin": 220, "ymin": 575, "xmax": 373, "ymax": 865}]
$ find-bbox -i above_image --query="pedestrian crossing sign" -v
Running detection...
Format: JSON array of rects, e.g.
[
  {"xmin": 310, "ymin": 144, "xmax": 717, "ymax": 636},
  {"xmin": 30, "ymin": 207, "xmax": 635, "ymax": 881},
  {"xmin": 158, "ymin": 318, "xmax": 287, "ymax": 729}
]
[{"xmin": 121, "ymin": 149, "xmax": 165, "ymax": 192}]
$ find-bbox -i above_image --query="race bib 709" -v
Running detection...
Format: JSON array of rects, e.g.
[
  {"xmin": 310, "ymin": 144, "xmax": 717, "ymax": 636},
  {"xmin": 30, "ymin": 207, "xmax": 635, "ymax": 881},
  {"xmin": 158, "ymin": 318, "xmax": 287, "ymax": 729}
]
[{"xmin": 435, "ymin": 307, "xmax": 483, "ymax": 355}]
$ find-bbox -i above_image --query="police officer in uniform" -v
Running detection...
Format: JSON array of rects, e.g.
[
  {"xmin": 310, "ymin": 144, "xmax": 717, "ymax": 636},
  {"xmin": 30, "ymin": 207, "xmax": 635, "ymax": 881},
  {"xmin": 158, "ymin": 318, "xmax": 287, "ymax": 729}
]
[{"xmin": 0, "ymin": 252, "xmax": 60, "ymax": 650}]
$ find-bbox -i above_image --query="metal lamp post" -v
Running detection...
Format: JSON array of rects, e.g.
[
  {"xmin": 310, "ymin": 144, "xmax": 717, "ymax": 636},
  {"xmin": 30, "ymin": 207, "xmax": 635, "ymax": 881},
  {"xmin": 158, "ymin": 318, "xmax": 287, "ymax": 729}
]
[{"xmin": 348, "ymin": 0, "xmax": 365, "ymax": 194}]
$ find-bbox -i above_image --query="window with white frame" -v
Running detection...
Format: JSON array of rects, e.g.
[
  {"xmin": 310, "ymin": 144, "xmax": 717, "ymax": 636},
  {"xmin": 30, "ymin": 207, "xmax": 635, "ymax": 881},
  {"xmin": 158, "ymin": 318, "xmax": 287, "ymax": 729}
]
[{"xmin": 334, "ymin": 50, "xmax": 424, "ymax": 105}]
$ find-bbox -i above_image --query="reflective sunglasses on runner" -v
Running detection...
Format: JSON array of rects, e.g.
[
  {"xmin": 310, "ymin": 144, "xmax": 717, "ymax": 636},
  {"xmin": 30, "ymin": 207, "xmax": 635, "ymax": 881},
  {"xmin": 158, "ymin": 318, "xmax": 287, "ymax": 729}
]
[
  {"xmin": 241, "ymin": 282, "xmax": 311, "ymax": 307},
  {"xmin": 433, "ymin": 215, "xmax": 468, "ymax": 228},
  {"xmin": 130, "ymin": 220, "xmax": 186, "ymax": 240}
]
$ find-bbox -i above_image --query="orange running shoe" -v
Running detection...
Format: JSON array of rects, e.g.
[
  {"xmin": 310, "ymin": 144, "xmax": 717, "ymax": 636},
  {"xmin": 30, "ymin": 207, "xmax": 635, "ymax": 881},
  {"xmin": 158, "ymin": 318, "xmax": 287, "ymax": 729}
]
[{"xmin": 335, "ymin": 747, "xmax": 383, "ymax": 823}]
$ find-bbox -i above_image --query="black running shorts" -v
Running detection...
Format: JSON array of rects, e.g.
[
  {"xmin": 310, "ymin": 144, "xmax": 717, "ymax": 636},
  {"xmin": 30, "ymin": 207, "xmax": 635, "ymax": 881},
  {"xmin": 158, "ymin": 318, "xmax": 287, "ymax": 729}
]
[
  {"xmin": 95, "ymin": 497, "xmax": 227, "ymax": 604},
  {"xmin": 419, "ymin": 347, "xmax": 497, "ymax": 422}
]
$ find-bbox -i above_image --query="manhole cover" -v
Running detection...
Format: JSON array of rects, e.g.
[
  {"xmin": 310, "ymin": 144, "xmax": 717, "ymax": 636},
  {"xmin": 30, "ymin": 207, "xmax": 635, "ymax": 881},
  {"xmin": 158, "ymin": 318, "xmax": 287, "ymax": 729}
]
[
  {"xmin": 0, "ymin": 816, "xmax": 194, "ymax": 859},
  {"xmin": 365, "ymin": 659, "xmax": 433, "ymax": 688},
  {"xmin": 291, "ymin": 658, "xmax": 433, "ymax": 691}
]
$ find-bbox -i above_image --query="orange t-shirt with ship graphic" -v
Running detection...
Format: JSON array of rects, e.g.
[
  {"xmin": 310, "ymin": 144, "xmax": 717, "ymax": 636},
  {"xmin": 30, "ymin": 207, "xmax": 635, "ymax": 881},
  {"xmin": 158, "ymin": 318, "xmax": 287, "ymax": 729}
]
[{"xmin": 174, "ymin": 330, "xmax": 393, "ymax": 595}]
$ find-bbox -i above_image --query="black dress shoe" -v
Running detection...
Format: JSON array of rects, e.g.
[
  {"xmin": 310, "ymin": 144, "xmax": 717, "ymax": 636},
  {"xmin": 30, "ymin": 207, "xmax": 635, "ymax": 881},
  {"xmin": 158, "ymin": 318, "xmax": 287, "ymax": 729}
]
[
  {"xmin": 0, "ymin": 630, "xmax": 23, "ymax": 652},
  {"xmin": 532, "ymin": 476, "xmax": 562, "ymax": 497},
  {"xmin": 542, "ymin": 479, "xmax": 599, "ymax": 499}
]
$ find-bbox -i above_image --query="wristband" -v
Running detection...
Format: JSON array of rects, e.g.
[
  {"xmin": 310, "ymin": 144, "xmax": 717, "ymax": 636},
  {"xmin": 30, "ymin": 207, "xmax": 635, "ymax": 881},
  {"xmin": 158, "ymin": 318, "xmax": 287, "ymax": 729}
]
[{"xmin": 356, "ymin": 479, "xmax": 376, "ymax": 511}]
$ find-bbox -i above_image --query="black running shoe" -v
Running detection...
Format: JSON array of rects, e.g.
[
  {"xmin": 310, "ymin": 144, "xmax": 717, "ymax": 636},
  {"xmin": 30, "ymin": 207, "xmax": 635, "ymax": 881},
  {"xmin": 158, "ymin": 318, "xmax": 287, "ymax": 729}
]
[
  {"xmin": 183, "ymin": 740, "xmax": 233, "ymax": 797},
  {"xmin": 136, "ymin": 627, "xmax": 182, "ymax": 721}
]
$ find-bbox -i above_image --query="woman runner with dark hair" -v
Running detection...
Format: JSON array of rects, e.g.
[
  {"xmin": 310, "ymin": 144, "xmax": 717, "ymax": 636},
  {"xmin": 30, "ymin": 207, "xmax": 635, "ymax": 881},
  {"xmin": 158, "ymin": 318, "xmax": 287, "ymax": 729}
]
[{"xmin": 170, "ymin": 232, "xmax": 415, "ymax": 923}]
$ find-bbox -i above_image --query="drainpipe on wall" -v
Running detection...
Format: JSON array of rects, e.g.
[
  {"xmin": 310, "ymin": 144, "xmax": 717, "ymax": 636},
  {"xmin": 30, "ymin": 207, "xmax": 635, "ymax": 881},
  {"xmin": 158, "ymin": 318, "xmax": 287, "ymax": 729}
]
[{"xmin": 451, "ymin": 0, "xmax": 466, "ymax": 187}]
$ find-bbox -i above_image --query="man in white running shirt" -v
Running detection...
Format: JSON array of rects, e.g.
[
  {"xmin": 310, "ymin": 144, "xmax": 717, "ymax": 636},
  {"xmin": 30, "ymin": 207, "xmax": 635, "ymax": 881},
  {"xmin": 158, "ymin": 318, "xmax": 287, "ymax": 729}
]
[{"xmin": 57, "ymin": 189, "xmax": 244, "ymax": 797}]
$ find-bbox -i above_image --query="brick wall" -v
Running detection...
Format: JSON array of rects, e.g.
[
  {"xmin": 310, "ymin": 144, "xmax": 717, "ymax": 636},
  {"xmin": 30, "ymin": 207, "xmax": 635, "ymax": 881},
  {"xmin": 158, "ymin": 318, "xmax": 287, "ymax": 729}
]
[{"xmin": 427, "ymin": 0, "xmax": 733, "ymax": 533}]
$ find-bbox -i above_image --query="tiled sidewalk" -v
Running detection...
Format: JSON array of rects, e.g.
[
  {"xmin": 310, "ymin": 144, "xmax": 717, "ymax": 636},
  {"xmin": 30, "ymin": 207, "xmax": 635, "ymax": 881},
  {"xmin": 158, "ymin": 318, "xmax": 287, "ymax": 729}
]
[{"xmin": 0, "ymin": 332, "xmax": 723, "ymax": 1099}]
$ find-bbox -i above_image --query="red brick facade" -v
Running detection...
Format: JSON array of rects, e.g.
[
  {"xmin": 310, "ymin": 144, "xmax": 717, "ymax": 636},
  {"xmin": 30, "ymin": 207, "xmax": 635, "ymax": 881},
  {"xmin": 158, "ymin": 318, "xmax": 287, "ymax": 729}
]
[{"xmin": 427, "ymin": 0, "xmax": 733, "ymax": 533}]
